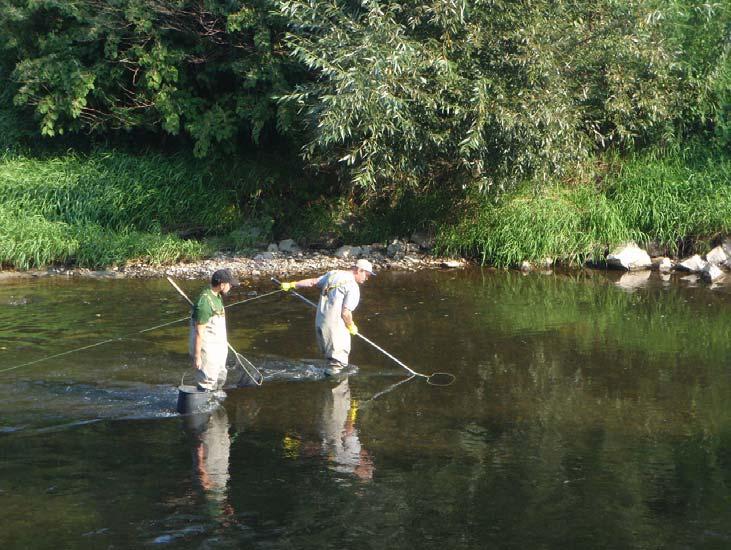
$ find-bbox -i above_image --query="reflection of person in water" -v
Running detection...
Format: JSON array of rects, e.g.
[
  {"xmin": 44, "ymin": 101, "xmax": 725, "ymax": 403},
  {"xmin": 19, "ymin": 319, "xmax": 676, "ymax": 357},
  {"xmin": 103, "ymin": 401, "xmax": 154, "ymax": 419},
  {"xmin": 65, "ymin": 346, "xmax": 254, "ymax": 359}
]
[
  {"xmin": 321, "ymin": 378, "xmax": 374, "ymax": 481},
  {"xmin": 185, "ymin": 407, "xmax": 235, "ymax": 522}
]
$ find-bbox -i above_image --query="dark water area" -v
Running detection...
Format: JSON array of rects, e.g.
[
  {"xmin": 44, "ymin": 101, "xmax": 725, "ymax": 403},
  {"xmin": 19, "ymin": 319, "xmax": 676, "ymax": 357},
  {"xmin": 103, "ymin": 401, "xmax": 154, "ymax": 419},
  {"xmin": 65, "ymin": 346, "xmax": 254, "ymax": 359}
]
[{"xmin": 1, "ymin": 269, "xmax": 731, "ymax": 549}]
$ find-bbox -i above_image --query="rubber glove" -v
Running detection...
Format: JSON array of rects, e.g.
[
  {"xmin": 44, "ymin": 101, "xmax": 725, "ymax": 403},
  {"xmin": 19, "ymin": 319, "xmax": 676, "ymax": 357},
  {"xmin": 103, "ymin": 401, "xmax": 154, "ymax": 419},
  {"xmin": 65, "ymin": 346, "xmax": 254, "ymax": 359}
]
[
  {"xmin": 281, "ymin": 282, "xmax": 296, "ymax": 291},
  {"xmin": 347, "ymin": 323, "xmax": 358, "ymax": 335}
]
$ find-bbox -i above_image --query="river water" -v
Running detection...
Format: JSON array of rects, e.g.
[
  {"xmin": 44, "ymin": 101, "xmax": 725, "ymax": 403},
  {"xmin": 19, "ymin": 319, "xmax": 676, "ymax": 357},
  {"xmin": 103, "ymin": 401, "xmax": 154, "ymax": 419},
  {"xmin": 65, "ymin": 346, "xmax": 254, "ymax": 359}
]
[{"xmin": 1, "ymin": 269, "xmax": 731, "ymax": 549}]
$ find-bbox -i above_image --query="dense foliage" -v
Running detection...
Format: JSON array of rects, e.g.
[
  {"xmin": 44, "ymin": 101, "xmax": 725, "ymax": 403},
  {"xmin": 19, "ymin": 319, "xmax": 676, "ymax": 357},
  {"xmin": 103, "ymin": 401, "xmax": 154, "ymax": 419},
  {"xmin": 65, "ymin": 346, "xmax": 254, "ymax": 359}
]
[
  {"xmin": 2, "ymin": 0, "xmax": 728, "ymax": 191},
  {"xmin": 280, "ymin": 0, "xmax": 729, "ymax": 194},
  {"xmin": 0, "ymin": 1, "xmax": 729, "ymax": 268},
  {"xmin": 1, "ymin": 0, "xmax": 301, "ymax": 156}
]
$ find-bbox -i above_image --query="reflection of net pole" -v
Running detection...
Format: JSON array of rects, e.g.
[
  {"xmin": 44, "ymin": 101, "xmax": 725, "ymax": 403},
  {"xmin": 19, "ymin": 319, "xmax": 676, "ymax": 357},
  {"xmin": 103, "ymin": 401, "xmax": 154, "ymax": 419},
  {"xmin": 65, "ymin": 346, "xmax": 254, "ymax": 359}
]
[{"xmin": 271, "ymin": 278, "xmax": 455, "ymax": 386}]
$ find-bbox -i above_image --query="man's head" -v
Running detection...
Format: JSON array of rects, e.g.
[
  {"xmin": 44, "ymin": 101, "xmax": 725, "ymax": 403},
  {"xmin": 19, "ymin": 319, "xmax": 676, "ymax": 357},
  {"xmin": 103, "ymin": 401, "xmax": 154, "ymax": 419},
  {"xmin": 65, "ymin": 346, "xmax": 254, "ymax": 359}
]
[
  {"xmin": 211, "ymin": 268, "xmax": 239, "ymax": 294},
  {"xmin": 352, "ymin": 259, "xmax": 376, "ymax": 284}
]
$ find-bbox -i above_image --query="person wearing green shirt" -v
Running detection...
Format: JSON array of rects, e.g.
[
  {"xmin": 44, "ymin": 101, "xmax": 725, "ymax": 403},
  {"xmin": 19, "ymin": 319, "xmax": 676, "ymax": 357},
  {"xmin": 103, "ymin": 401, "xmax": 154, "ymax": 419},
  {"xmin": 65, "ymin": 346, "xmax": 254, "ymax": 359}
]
[{"xmin": 189, "ymin": 269, "xmax": 239, "ymax": 391}]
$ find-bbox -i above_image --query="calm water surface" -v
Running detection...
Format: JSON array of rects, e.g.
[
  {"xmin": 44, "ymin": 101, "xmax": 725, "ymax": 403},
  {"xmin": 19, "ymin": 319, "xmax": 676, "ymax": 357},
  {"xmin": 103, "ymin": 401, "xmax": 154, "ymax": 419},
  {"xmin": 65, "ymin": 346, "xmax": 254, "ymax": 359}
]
[{"xmin": 1, "ymin": 269, "xmax": 731, "ymax": 549}]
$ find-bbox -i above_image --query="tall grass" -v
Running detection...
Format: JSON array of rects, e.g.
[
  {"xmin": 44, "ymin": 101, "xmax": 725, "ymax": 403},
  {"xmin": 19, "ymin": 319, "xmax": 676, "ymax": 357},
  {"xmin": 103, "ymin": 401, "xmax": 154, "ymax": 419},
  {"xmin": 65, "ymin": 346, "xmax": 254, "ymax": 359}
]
[
  {"xmin": 437, "ymin": 184, "xmax": 639, "ymax": 267},
  {"xmin": 0, "ymin": 150, "xmax": 234, "ymax": 269},
  {"xmin": 438, "ymin": 144, "xmax": 731, "ymax": 266},
  {"xmin": 0, "ymin": 205, "xmax": 208, "ymax": 270},
  {"xmin": 0, "ymin": 206, "xmax": 76, "ymax": 269},
  {"xmin": 607, "ymin": 150, "xmax": 731, "ymax": 255},
  {"xmin": 0, "ymin": 152, "xmax": 243, "ymax": 233}
]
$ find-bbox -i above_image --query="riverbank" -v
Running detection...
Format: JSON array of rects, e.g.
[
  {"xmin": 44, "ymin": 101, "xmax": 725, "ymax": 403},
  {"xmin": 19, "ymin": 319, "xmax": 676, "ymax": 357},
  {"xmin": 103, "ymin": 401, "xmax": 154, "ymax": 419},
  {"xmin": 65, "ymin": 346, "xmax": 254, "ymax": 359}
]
[{"xmin": 0, "ymin": 241, "xmax": 468, "ymax": 281}]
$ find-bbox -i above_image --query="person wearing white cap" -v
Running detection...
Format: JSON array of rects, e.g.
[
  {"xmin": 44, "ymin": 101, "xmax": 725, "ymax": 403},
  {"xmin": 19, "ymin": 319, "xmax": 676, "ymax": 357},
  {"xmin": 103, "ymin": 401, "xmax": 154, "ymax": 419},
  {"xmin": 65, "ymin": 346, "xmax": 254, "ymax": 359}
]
[{"xmin": 280, "ymin": 259, "xmax": 376, "ymax": 375}]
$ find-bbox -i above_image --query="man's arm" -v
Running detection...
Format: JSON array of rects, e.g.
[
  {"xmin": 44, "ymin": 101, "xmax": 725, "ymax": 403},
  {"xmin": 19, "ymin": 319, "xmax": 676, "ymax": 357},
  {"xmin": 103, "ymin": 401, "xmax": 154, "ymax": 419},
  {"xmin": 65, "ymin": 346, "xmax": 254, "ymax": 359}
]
[
  {"xmin": 193, "ymin": 323, "xmax": 206, "ymax": 369},
  {"xmin": 341, "ymin": 307, "xmax": 355, "ymax": 331},
  {"xmin": 281, "ymin": 275, "xmax": 322, "ymax": 290},
  {"xmin": 293, "ymin": 277, "xmax": 321, "ymax": 288}
]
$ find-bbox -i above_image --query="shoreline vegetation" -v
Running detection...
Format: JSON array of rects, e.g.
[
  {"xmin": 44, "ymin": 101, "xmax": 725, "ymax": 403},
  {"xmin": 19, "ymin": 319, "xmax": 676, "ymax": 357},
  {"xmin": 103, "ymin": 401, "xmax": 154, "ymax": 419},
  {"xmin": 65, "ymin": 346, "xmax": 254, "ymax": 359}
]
[
  {"xmin": 0, "ymin": 2, "xmax": 728, "ymax": 280},
  {"xmin": 1, "ymin": 146, "xmax": 729, "ymax": 283}
]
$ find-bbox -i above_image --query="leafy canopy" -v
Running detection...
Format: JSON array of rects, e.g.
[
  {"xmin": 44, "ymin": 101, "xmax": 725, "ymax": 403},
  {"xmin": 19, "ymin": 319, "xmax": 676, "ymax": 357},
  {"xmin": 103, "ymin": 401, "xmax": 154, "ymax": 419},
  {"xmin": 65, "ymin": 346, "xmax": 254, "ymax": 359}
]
[
  {"xmin": 1, "ymin": 0, "xmax": 302, "ymax": 156},
  {"xmin": 279, "ymin": 0, "xmax": 729, "ymax": 195}
]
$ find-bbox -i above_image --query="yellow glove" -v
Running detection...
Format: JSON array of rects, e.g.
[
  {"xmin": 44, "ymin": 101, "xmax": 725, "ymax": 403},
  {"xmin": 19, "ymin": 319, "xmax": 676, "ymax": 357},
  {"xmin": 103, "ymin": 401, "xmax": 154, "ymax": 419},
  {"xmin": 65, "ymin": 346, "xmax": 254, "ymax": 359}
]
[
  {"xmin": 281, "ymin": 281, "xmax": 296, "ymax": 291},
  {"xmin": 347, "ymin": 323, "xmax": 358, "ymax": 335}
]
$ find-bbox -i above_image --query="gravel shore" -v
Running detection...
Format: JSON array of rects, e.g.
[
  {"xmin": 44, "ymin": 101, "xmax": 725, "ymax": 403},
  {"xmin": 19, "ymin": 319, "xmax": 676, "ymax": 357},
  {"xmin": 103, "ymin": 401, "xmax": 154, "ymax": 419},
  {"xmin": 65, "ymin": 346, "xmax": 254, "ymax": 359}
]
[{"xmin": 0, "ymin": 244, "xmax": 468, "ymax": 281}]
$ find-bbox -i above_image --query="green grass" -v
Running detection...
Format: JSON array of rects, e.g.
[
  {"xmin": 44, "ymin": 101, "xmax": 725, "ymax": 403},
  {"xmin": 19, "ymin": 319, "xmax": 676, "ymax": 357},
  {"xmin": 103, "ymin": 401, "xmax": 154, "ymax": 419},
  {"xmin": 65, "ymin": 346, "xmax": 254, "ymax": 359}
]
[
  {"xmin": 438, "ymin": 145, "xmax": 731, "ymax": 267},
  {"xmin": 437, "ymin": 184, "xmax": 640, "ymax": 267},
  {"xmin": 607, "ymin": 149, "xmax": 731, "ymax": 255},
  {"xmin": 0, "ymin": 206, "xmax": 76, "ymax": 269},
  {"xmin": 2, "ymin": 137, "xmax": 728, "ymax": 271},
  {"xmin": 0, "ymin": 151, "xmax": 243, "ymax": 234},
  {"xmin": 0, "ymin": 150, "xmax": 232, "ymax": 269},
  {"xmin": 0, "ymin": 204, "xmax": 208, "ymax": 270}
]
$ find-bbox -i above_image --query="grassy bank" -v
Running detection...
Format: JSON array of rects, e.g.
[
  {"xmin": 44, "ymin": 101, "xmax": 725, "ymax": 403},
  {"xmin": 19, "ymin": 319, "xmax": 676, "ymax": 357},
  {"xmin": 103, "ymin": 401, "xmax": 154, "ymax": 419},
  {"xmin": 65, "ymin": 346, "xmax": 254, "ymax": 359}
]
[
  {"xmin": 438, "ymin": 146, "xmax": 731, "ymax": 267},
  {"xmin": 0, "ymin": 146, "xmax": 447, "ymax": 270},
  {"xmin": 1, "ymin": 143, "xmax": 729, "ymax": 271},
  {"xmin": 0, "ymin": 151, "xmax": 241, "ymax": 269}
]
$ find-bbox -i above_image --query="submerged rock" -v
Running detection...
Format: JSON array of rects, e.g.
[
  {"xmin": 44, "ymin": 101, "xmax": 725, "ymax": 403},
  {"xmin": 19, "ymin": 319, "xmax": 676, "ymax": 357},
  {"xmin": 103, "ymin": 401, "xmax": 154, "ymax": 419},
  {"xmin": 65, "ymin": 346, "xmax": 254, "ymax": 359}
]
[
  {"xmin": 616, "ymin": 270, "xmax": 651, "ymax": 290},
  {"xmin": 606, "ymin": 243, "xmax": 652, "ymax": 271}
]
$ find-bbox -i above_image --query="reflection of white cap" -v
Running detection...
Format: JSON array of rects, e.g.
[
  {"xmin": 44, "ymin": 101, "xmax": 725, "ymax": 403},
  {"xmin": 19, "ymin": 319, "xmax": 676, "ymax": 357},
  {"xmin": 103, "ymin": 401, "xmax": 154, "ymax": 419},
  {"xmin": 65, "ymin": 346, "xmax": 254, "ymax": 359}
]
[{"xmin": 354, "ymin": 259, "xmax": 376, "ymax": 275}]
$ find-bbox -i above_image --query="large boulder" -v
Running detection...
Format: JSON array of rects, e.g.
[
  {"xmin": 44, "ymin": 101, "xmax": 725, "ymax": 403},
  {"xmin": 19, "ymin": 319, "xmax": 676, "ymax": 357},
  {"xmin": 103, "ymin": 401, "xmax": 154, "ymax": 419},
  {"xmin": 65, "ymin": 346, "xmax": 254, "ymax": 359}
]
[
  {"xmin": 387, "ymin": 240, "xmax": 406, "ymax": 258},
  {"xmin": 701, "ymin": 263, "xmax": 725, "ymax": 283},
  {"xmin": 278, "ymin": 239, "xmax": 300, "ymax": 253},
  {"xmin": 705, "ymin": 245, "xmax": 728, "ymax": 267},
  {"xmin": 410, "ymin": 231, "xmax": 435, "ymax": 250},
  {"xmin": 656, "ymin": 257, "xmax": 674, "ymax": 272},
  {"xmin": 677, "ymin": 254, "xmax": 707, "ymax": 273},
  {"xmin": 723, "ymin": 237, "xmax": 731, "ymax": 256},
  {"xmin": 606, "ymin": 243, "xmax": 652, "ymax": 271}
]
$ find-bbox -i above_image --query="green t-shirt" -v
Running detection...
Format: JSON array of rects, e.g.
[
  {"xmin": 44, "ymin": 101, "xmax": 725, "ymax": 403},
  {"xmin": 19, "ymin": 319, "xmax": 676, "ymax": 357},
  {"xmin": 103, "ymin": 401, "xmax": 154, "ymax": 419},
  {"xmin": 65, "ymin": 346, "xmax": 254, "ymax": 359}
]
[{"xmin": 192, "ymin": 287, "xmax": 225, "ymax": 325}]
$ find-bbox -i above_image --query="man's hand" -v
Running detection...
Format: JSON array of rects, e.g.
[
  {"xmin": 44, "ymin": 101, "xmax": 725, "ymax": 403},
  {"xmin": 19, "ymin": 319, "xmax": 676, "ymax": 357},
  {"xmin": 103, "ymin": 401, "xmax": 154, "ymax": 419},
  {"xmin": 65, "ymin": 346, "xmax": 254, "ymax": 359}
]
[
  {"xmin": 194, "ymin": 355, "xmax": 203, "ymax": 370},
  {"xmin": 347, "ymin": 323, "xmax": 358, "ymax": 336},
  {"xmin": 281, "ymin": 281, "xmax": 296, "ymax": 291}
]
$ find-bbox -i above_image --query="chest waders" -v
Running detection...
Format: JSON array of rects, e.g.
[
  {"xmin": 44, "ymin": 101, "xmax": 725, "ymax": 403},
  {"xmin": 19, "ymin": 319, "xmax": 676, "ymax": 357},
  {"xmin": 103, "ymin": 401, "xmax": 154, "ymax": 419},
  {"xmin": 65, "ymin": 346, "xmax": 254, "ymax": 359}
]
[
  {"xmin": 189, "ymin": 293, "xmax": 229, "ymax": 391},
  {"xmin": 316, "ymin": 280, "xmax": 354, "ymax": 367}
]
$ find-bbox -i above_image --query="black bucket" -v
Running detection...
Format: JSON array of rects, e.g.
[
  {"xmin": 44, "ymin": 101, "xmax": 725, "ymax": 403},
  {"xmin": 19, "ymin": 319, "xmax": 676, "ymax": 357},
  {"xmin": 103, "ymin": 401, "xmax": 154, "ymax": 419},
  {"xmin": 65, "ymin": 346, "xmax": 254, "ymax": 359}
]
[{"xmin": 176, "ymin": 384, "xmax": 211, "ymax": 414}]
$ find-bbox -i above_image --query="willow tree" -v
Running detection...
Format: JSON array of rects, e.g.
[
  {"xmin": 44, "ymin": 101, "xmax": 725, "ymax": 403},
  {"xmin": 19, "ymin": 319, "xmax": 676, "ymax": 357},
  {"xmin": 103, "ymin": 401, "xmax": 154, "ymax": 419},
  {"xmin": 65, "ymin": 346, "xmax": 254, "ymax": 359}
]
[{"xmin": 279, "ymin": 0, "xmax": 728, "ymax": 196}]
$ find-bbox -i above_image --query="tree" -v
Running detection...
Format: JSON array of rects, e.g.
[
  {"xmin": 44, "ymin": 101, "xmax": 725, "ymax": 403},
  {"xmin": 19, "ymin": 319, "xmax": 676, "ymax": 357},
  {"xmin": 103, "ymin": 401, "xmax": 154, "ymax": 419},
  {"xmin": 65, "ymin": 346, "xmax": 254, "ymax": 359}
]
[
  {"xmin": 1, "ymin": 0, "xmax": 303, "ymax": 156},
  {"xmin": 278, "ymin": 0, "xmax": 729, "ymax": 196}
]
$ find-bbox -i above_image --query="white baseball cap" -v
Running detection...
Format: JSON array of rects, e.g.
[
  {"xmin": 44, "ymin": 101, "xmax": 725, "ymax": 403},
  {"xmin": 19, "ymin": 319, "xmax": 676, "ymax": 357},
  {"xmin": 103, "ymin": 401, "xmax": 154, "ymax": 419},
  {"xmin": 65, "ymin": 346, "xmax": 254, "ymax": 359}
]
[{"xmin": 354, "ymin": 258, "xmax": 376, "ymax": 275}]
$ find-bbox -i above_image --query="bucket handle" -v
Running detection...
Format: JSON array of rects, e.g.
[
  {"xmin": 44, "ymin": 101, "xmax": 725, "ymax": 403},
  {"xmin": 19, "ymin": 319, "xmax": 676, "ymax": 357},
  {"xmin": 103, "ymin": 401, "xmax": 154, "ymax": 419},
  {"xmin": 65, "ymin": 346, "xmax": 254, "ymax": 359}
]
[{"xmin": 180, "ymin": 369, "xmax": 193, "ymax": 388}]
